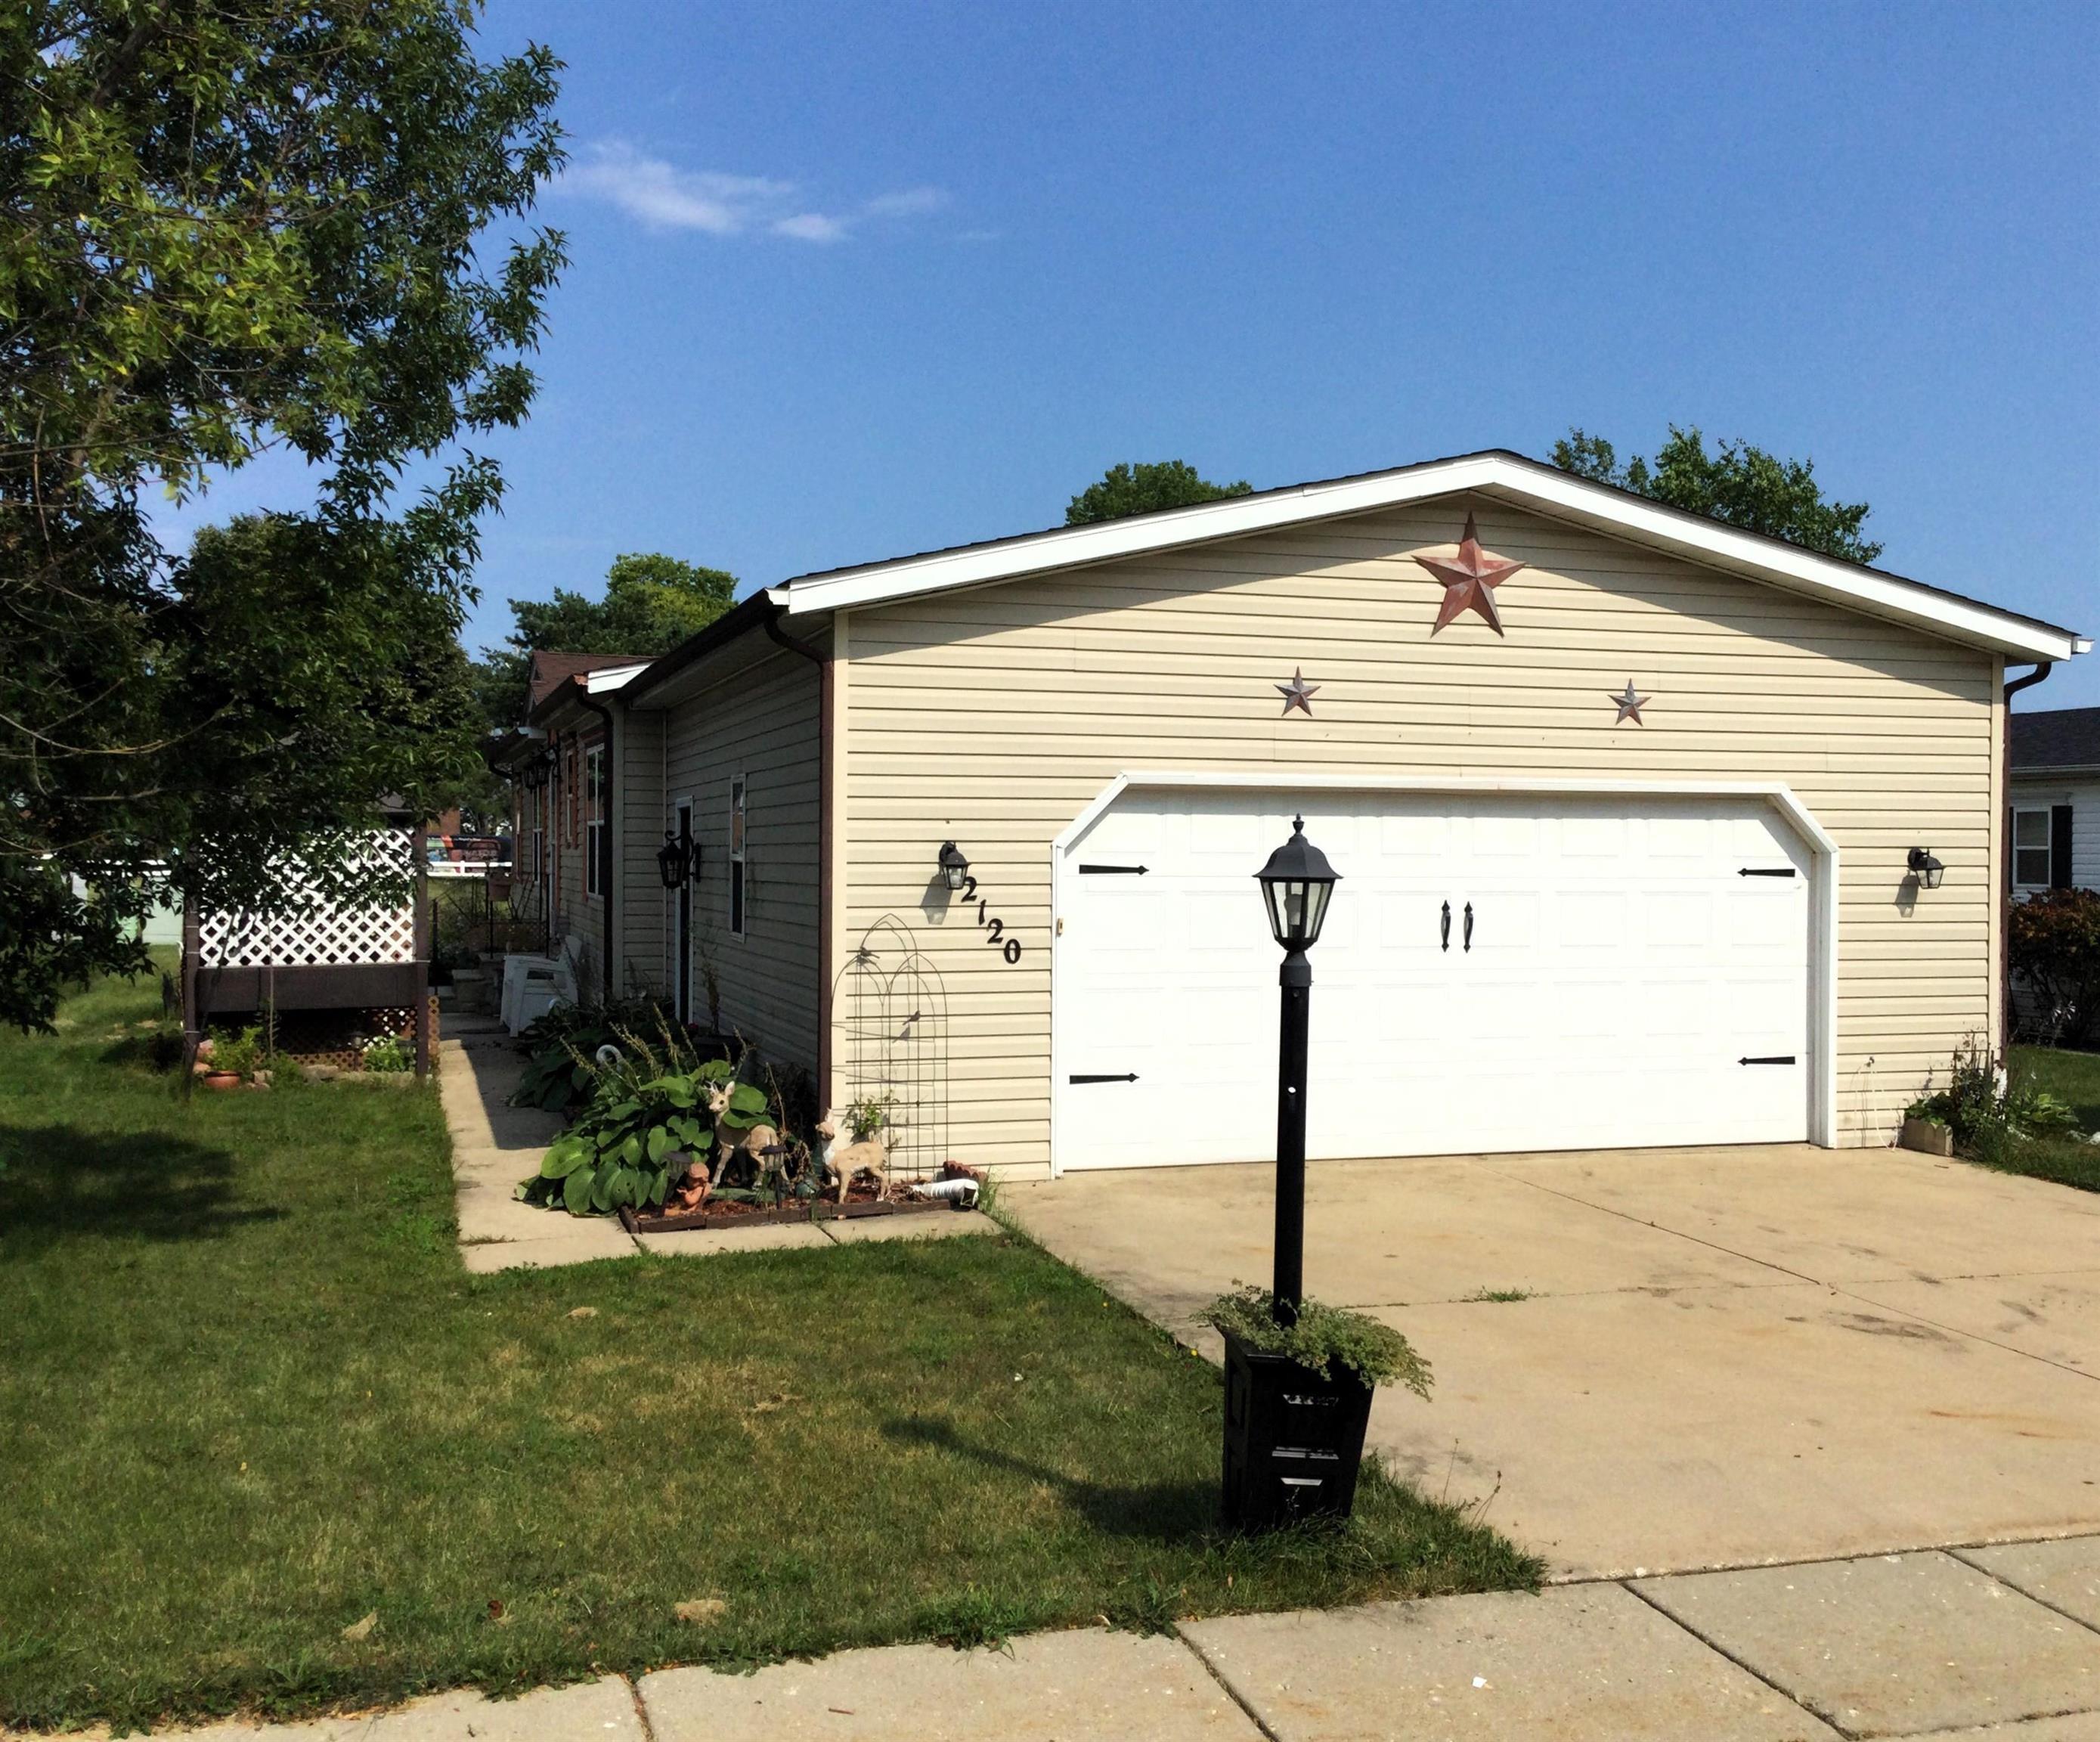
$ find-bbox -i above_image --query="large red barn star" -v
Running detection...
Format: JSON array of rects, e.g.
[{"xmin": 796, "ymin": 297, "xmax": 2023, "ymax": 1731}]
[{"xmin": 1415, "ymin": 512, "xmax": 1527, "ymax": 637}]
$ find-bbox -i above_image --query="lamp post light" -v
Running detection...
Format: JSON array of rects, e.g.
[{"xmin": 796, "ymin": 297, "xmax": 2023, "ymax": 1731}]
[{"xmin": 1252, "ymin": 816, "xmax": 1340, "ymax": 1328}]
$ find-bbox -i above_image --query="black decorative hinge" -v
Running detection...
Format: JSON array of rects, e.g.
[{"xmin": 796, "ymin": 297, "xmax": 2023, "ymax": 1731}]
[
  {"xmin": 1739, "ymin": 1055, "xmax": 1798, "ymax": 1065},
  {"xmin": 1077, "ymin": 864, "xmax": 1149, "ymax": 875},
  {"xmin": 1738, "ymin": 867, "xmax": 1797, "ymax": 878},
  {"xmin": 1068, "ymin": 1072, "xmax": 1139, "ymax": 1084}
]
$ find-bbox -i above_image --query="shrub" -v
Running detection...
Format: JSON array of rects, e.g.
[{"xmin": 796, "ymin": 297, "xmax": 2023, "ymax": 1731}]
[
  {"xmin": 2009, "ymin": 888, "xmax": 2100, "ymax": 1046},
  {"xmin": 207, "ymin": 1025, "xmax": 264, "ymax": 1080},
  {"xmin": 1199, "ymin": 1286, "xmax": 1433, "ymax": 1396},
  {"xmin": 516, "ymin": 1053, "xmax": 777, "ymax": 1217},
  {"xmin": 361, "ymin": 1034, "xmax": 413, "ymax": 1074},
  {"xmin": 1908, "ymin": 1035, "xmax": 2079, "ymax": 1158}
]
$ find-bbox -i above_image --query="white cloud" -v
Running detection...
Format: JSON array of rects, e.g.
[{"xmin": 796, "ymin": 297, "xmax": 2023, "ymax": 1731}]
[
  {"xmin": 562, "ymin": 143, "xmax": 792, "ymax": 235},
  {"xmin": 560, "ymin": 141, "xmax": 952, "ymax": 246},
  {"xmin": 772, "ymin": 212, "xmax": 848, "ymax": 243},
  {"xmin": 862, "ymin": 186, "xmax": 949, "ymax": 219}
]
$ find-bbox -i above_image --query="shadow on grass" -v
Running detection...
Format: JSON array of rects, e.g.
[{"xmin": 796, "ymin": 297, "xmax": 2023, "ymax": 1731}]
[
  {"xmin": 882, "ymin": 1413, "xmax": 1218, "ymax": 1545},
  {"xmin": 0, "ymin": 1124, "xmax": 281, "ymax": 1251}
]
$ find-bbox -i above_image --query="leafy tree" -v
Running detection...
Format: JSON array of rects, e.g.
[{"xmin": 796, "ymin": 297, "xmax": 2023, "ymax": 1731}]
[
  {"xmin": 474, "ymin": 553, "xmax": 740, "ymax": 727},
  {"xmin": 1066, "ymin": 460, "xmax": 1253, "ymax": 525},
  {"xmin": 1551, "ymin": 426, "xmax": 1882, "ymax": 564},
  {"xmin": 2009, "ymin": 889, "xmax": 2100, "ymax": 1047},
  {"xmin": 0, "ymin": 2, "xmax": 563, "ymax": 1024}
]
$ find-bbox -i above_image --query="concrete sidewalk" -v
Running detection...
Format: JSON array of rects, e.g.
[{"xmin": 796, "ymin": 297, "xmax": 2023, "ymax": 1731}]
[
  {"xmin": 132, "ymin": 1533, "xmax": 2100, "ymax": 1741},
  {"xmin": 438, "ymin": 1016, "xmax": 996, "ymax": 1269}
]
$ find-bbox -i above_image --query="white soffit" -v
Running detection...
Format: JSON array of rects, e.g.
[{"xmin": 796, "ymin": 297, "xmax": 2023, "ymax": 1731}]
[
  {"xmin": 771, "ymin": 452, "xmax": 2086, "ymax": 662},
  {"xmin": 584, "ymin": 663, "xmax": 649, "ymax": 693}
]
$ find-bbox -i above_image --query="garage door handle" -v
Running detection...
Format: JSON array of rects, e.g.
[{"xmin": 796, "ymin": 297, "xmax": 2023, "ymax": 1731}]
[
  {"xmin": 1068, "ymin": 1073, "xmax": 1139, "ymax": 1084},
  {"xmin": 1739, "ymin": 1055, "xmax": 1798, "ymax": 1065},
  {"xmin": 1440, "ymin": 901, "xmax": 1451, "ymax": 951},
  {"xmin": 1463, "ymin": 901, "xmax": 1474, "ymax": 953}
]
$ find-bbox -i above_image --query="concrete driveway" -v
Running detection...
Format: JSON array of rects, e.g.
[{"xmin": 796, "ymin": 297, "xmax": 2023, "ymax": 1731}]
[{"xmin": 1003, "ymin": 1144, "xmax": 2100, "ymax": 1579}]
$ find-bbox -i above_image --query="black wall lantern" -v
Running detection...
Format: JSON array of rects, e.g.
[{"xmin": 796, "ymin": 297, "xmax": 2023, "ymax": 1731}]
[
  {"xmin": 658, "ymin": 816, "xmax": 696, "ymax": 889},
  {"xmin": 1906, "ymin": 847, "xmax": 1945, "ymax": 891},
  {"xmin": 937, "ymin": 840, "xmax": 971, "ymax": 892}
]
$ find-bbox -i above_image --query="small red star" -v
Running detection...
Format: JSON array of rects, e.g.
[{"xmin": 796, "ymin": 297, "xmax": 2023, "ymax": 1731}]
[{"xmin": 1416, "ymin": 512, "xmax": 1527, "ymax": 637}]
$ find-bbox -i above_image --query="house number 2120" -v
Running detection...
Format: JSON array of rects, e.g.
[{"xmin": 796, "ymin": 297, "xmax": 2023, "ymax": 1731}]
[{"xmin": 962, "ymin": 882, "xmax": 1023, "ymax": 965}]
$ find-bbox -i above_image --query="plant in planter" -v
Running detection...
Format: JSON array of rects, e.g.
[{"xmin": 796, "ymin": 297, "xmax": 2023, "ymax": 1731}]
[
  {"xmin": 1197, "ymin": 1285, "xmax": 1432, "ymax": 1532},
  {"xmin": 200, "ymin": 1025, "xmax": 265, "ymax": 1089},
  {"xmin": 1907, "ymin": 1035, "xmax": 2077, "ymax": 1164}
]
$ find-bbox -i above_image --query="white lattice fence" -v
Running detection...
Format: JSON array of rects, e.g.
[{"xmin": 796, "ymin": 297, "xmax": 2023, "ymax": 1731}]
[{"xmin": 198, "ymin": 830, "xmax": 419, "ymax": 967}]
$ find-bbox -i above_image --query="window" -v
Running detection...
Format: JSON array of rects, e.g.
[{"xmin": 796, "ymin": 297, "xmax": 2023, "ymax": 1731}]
[
  {"xmin": 2014, "ymin": 807, "xmax": 2052, "ymax": 890},
  {"xmin": 729, "ymin": 776, "xmax": 746, "ymax": 936},
  {"xmin": 585, "ymin": 743, "xmax": 606, "ymax": 898}
]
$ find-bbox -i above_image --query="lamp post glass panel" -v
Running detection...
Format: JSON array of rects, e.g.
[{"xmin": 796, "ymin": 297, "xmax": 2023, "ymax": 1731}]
[{"xmin": 1253, "ymin": 817, "xmax": 1340, "ymax": 1329}]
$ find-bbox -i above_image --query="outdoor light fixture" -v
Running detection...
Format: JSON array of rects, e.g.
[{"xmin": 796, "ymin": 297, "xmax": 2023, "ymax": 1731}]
[
  {"xmin": 657, "ymin": 817, "xmax": 695, "ymax": 889},
  {"xmin": 1219, "ymin": 815, "xmax": 1370, "ymax": 1536},
  {"xmin": 1256, "ymin": 815, "xmax": 1340, "ymax": 954},
  {"xmin": 937, "ymin": 840, "xmax": 971, "ymax": 893},
  {"xmin": 1907, "ymin": 847, "xmax": 1945, "ymax": 891},
  {"xmin": 1252, "ymin": 817, "xmax": 1340, "ymax": 1328}
]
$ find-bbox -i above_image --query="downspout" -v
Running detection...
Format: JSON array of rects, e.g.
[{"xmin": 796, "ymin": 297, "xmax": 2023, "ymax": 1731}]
[
  {"xmin": 764, "ymin": 606, "xmax": 833, "ymax": 1099},
  {"xmin": 2000, "ymin": 662, "xmax": 2054, "ymax": 1048},
  {"xmin": 578, "ymin": 690, "xmax": 618, "ymax": 1005}
]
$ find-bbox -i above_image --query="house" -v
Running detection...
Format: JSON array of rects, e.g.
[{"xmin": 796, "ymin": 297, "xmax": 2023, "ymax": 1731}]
[
  {"xmin": 502, "ymin": 651, "xmax": 653, "ymax": 989},
  {"xmin": 2009, "ymin": 705, "xmax": 2099, "ymax": 895},
  {"xmin": 500, "ymin": 450, "xmax": 2086, "ymax": 1176}
]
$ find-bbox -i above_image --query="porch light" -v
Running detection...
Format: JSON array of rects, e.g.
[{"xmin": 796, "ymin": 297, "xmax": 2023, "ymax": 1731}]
[
  {"xmin": 1907, "ymin": 847, "xmax": 1945, "ymax": 891},
  {"xmin": 1254, "ymin": 816, "xmax": 1340, "ymax": 952},
  {"xmin": 937, "ymin": 840, "xmax": 970, "ymax": 892},
  {"xmin": 658, "ymin": 817, "xmax": 696, "ymax": 889}
]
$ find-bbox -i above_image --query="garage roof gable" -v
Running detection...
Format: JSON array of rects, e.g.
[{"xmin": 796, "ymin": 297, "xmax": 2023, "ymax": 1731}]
[{"xmin": 769, "ymin": 449, "xmax": 2086, "ymax": 663}]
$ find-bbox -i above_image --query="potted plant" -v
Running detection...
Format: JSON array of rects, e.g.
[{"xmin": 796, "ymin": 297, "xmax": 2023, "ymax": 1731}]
[
  {"xmin": 1198, "ymin": 1285, "xmax": 1432, "ymax": 1530},
  {"xmin": 202, "ymin": 1027, "xmax": 261, "ymax": 1091}
]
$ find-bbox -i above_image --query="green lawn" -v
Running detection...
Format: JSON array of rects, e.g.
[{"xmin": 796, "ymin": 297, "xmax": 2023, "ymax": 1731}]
[
  {"xmin": 0, "ymin": 972, "xmax": 1535, "ymax": 1731},
  {"xmin": 2000, "ymin": 1045, "xmax": 2100, "ymax": 1193}
]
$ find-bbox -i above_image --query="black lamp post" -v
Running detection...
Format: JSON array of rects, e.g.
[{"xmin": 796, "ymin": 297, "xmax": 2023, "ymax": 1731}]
[{"xmin": 1253, "ymin": 816, "xmax": 1340, "ymax": 1328}]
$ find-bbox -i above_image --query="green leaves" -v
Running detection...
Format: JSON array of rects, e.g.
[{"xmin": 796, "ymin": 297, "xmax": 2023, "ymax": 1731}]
[{"xmin": 0, "ymin": 0, "xmax": 568, "ymax": 1028}]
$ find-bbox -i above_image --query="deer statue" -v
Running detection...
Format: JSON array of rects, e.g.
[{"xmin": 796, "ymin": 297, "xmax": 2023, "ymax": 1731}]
[
  {"xmin": 816, "ymin": 1111, "xmax": 890, "ymax": 1204},
  {"xmin": 705, "ymin": 1081, "xmax": 780, "ymax": 1188}
]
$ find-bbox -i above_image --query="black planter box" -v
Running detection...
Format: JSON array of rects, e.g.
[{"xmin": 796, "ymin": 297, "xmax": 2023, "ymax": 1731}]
[{"xmin": 1220, "ymin": 1327, "xmax": 1375, "ymax": 1530}]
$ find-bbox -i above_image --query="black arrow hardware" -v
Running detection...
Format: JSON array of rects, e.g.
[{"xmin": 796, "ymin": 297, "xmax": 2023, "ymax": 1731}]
[
  {"xmin": 1739, "ymin": 1055, "xmax": 1798, "ymax": 1065},
  {"xmin": 1739, "ymin": 867, "xmax": 1796, "ymax": 878},
  {"xmin": 1077, "ymin": 863, "xmax": 1149, "ymax": 875},
  {"xmin": 1068, "ymin": 1072, "xmax": 1140, "ymax": 1084},
  {"xmin": 1463, "ymin": 901, "xmax": 1474, "ymax": 953},
  {"xmin": 1440, "ymin": 900, "xmax": 1451, "ymax": 951}
]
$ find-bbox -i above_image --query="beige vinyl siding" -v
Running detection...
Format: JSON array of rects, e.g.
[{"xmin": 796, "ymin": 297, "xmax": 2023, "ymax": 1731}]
[
  {"xmin": 663, "ymin": 647, "xmax": 823, "ymax": 1071},
  {"xmin": 841, "ymin": 495, "xmax": 1999, "ymax": 1176},
  {"xmin": 616, "ymin": 708, "xmax": 665, "ymax": 997}
]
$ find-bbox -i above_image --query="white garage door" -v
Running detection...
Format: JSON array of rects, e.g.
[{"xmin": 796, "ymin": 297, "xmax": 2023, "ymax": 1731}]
[{"xmin": 1055, "ymin": 788, "xmax": 1812, "ymax": 1170}]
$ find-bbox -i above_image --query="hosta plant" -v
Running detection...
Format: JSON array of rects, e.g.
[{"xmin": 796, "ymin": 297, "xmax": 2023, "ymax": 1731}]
[{"xmin": 516, "ymin": 1055, "xmax": 773, "ymax": 1217}]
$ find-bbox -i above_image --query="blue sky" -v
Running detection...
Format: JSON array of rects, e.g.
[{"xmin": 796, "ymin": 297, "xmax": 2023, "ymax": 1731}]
[{"xmin": 171, "ymin": 2, "xmax": 2100, "ymax": 704}]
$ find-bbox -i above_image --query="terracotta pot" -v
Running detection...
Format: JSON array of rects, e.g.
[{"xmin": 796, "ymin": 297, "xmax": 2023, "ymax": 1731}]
[{"xmin": 202, "ymin": 1071, "xmax": 242, "ymax": 1092}]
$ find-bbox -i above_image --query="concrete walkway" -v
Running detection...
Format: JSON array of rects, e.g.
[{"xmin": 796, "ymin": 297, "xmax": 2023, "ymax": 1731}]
[
  {"xmin": 438, "ymin": 1015, "xmax": 996, "ymax": 1269},
  {"xmin": 144, "ymin": 1533, "xmax": 2100, "ymax": 1740},
  {"xmin": 1004, "ymin": 1147, "xmax": 2100, "ymax": 1579}
]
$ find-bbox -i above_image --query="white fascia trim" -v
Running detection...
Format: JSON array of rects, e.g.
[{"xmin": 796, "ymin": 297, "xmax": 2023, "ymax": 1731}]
[
  {"xmin": 1045, "ymin": 770, "xmax": 1841, "ymax": 1164},
  {"xmin": 584, "ymin": 664, "xmax": 650, "ymax": 694},
  {"xmin": 776, "ymin": 454, "xmax": 2080, "ymax": 662}
]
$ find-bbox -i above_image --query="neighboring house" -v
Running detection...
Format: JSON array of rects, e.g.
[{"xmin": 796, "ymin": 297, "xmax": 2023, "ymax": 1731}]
[
  {"xmin": 499, "ymin": 450, "xmax": 2087, "ymax": 1176},
  {"xmin": 2008, "ymin": 705, "xmax": 2099, "ymax": 895},
  {"xmin": 503, "ymin": 651, "xmax": 652, "ymax": 991}
]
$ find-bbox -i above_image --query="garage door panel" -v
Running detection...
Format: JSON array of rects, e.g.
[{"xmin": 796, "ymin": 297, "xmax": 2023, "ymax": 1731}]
[{"xmin": 1058, "ymin": 789, "xmax": 1811, "ymax": 1168}]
